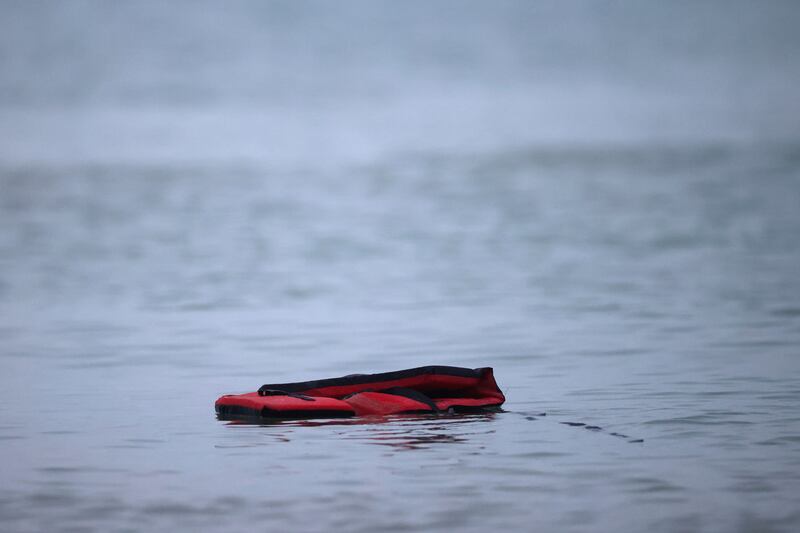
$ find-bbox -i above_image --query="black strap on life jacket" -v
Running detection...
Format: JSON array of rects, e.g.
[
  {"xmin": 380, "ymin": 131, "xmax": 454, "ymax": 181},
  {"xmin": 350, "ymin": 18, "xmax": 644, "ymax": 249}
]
[
  {"xmin": 376, "ymin": 387, "xmax": 440, "ymax": 412},
  {"xmin": 257, "ymin": 389, "xmax": 315, "ymax": 401}
]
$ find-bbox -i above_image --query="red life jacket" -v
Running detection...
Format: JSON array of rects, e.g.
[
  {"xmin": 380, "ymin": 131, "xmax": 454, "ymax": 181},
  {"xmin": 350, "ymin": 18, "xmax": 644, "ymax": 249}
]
[{"xmin": 215, "ymin": 366, "xmax": 505, "ymax": 420}]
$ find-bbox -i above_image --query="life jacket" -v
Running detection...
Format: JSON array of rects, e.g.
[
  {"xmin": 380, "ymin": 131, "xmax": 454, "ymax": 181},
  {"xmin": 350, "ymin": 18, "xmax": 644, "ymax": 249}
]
[{"xmin": 215, "ymin": 365, "xmax": 505, "ymax": 420}]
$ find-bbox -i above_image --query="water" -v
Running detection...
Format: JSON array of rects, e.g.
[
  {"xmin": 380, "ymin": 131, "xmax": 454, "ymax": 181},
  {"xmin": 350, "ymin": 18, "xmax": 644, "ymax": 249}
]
[{"xmin": 2, "ymin": 2, "xmax": 800, "ymax": 532}]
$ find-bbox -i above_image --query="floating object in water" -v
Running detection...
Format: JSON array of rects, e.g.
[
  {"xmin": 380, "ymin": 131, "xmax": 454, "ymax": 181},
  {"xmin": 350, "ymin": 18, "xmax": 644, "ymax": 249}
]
[{"xmin": 215, "ymin": 365, "xmax": 505, "ymax": 420}]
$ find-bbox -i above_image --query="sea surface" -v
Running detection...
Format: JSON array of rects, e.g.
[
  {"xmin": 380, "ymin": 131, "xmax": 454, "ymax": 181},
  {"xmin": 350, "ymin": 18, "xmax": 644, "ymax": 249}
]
[{"xmin": 2, "ymin": 2, "xmax": 800, "ymax": 532}]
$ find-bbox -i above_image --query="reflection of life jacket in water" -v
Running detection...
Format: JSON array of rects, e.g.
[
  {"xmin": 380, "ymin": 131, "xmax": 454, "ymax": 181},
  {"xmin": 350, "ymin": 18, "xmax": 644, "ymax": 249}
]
[{"xmin": 215, "ymin": 366, "xmax": 505, "ymax": 420}]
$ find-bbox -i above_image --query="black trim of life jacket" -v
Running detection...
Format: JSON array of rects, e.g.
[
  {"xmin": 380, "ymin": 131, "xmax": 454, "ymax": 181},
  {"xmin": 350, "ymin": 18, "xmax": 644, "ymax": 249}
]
[{"xmin": 257, "ymin": 365, "xmax": 484, "ymax": 396}]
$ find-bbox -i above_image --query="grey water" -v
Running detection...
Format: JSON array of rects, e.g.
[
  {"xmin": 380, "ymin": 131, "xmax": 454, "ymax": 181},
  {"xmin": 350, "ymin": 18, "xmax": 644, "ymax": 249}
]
[{"xmin": 2, "ymin": 1, "xmax": 800, "ymax": 532}]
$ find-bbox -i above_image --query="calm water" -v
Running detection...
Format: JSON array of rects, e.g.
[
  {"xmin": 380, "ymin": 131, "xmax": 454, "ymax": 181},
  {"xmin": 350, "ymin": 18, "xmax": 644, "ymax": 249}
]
[{"xmin": 2, "ymin": 2, "xmax": 800, "ymax": 532}]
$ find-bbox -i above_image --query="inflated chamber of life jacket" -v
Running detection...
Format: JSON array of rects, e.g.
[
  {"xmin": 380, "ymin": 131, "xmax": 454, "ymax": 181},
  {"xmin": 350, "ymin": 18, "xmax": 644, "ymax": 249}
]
[{"xmin": 215, "ymin": 365, "xmax": 505, "ymax": 420}]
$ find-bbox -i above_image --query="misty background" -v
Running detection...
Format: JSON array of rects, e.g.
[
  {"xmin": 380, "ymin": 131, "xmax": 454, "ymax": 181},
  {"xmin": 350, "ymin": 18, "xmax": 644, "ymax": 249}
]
[{"xmin": 2, "ymin": 1, "xmax": 799, "ymax": 167}]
